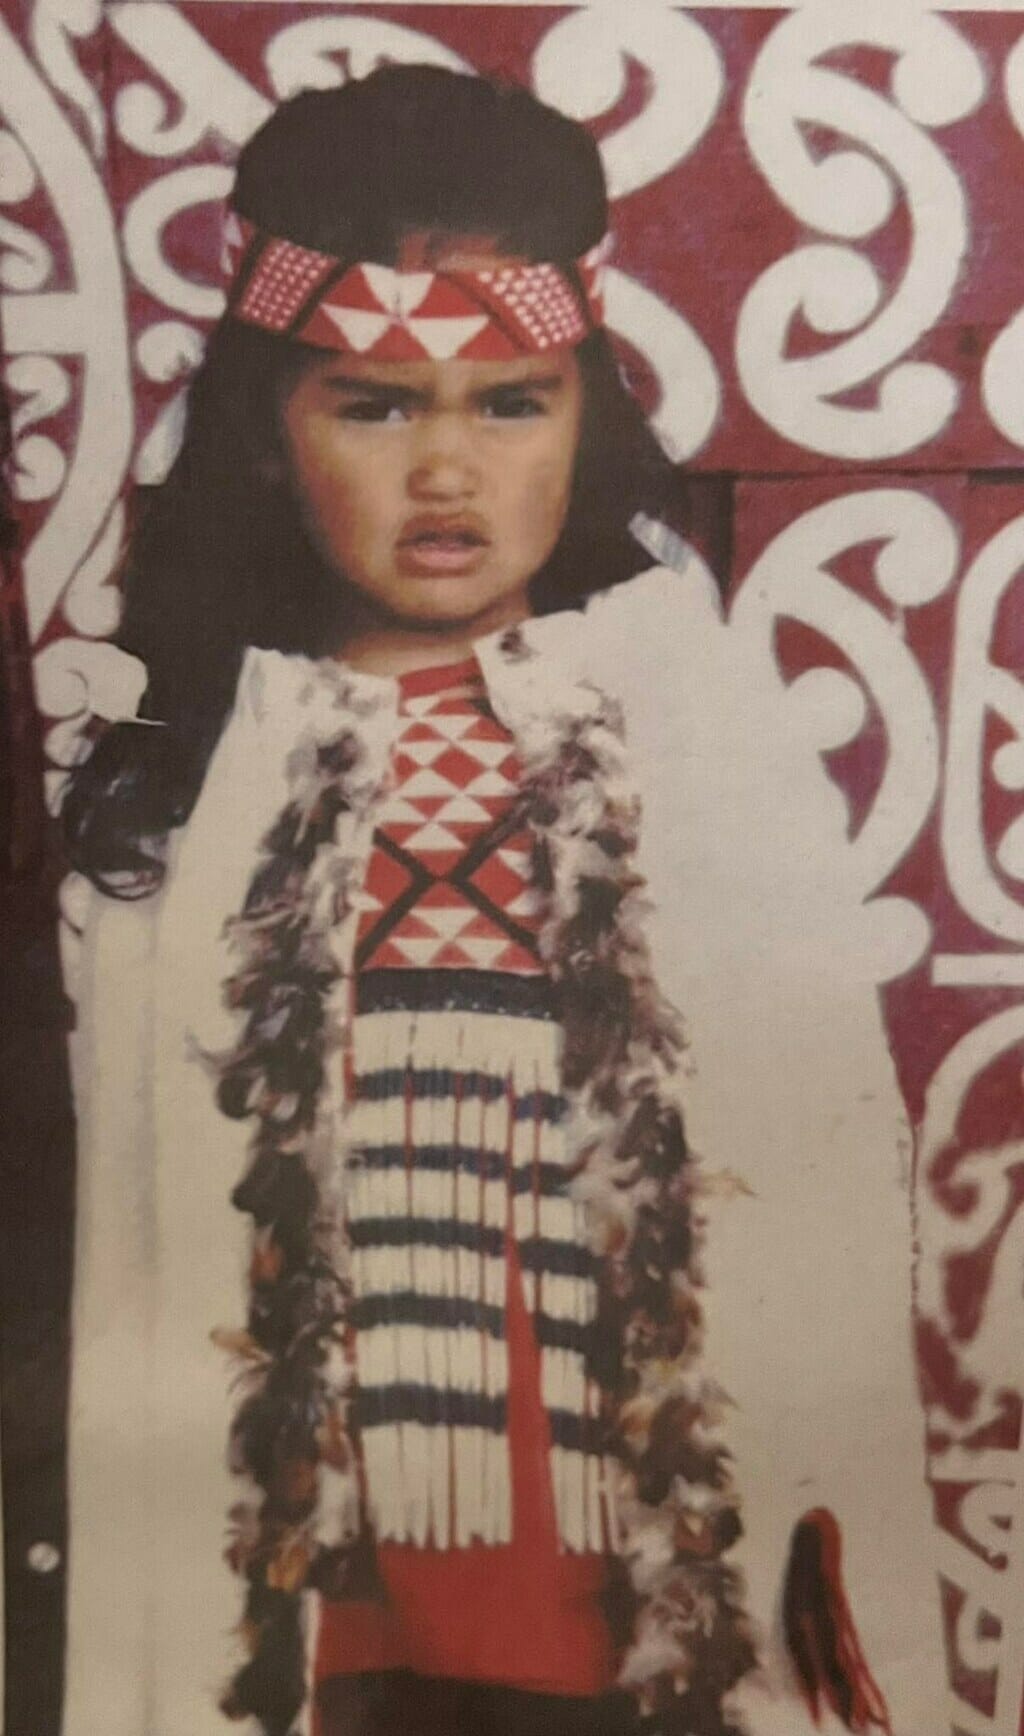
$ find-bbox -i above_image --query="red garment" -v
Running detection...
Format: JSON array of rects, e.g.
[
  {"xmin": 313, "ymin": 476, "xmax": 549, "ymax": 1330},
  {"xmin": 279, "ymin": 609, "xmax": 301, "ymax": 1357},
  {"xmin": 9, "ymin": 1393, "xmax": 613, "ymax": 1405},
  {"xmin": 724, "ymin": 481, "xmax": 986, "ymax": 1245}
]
[{"xmin": 314, "ymin": 661, "xmax": 614, "ymax": 1703}]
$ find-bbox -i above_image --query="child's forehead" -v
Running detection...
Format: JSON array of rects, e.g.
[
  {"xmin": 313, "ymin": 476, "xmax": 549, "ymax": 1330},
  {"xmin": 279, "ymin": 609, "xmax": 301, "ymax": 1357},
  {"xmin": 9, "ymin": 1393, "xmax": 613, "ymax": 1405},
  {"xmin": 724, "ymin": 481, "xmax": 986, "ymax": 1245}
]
[{"xmin": 300, "ymin": 352, "xmax": 579, "ymax": 389}]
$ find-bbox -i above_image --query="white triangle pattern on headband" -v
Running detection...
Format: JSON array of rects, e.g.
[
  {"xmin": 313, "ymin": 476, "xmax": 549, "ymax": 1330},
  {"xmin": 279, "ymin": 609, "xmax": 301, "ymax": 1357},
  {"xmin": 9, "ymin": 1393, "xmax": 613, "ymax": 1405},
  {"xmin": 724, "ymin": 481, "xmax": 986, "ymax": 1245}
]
[
  {"xmin": 322, "ymin": 307, "xmax": 393, "ymax": 353},
  {"xmin": 223, "ymin": 212, "xmax": 611, "ymax": 358}
]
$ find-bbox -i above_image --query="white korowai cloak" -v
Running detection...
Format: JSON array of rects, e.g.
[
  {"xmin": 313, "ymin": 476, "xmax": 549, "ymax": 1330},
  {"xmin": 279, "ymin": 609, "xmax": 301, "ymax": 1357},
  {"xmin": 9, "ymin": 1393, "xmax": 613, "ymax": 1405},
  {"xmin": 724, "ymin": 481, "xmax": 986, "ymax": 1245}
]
[{"xmin": 62, "ymin": 564, "xmax": 943, "ymax": 1736}]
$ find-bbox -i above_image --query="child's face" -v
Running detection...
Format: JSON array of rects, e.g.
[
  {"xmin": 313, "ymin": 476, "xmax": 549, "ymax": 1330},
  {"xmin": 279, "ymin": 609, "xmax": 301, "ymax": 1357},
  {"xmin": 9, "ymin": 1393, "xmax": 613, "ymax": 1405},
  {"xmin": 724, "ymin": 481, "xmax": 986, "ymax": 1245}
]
[{"xmin": 278, "ymin": 346, "xmax": 583, "ymax": 641}]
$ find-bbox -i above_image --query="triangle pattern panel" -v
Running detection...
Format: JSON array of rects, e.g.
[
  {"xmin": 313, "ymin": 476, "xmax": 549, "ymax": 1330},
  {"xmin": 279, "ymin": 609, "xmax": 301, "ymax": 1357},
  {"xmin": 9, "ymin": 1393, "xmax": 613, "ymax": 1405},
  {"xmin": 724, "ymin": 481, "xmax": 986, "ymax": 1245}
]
[
  {"xmin": 228, "ymin": 217, "xmax": 601, "ymax": 365},
  {"xmin": 355, "ymin": 664, "xmax": 544, "ymax": 975}
]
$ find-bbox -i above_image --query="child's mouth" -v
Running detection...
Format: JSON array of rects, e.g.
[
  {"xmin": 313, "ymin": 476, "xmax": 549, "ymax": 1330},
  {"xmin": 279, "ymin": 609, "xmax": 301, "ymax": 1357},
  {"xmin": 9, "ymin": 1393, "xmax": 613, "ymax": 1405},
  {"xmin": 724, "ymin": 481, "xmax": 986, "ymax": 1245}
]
[{"xmin": 397, "ymin": 520, "xmax": 489, "ymax": 575}]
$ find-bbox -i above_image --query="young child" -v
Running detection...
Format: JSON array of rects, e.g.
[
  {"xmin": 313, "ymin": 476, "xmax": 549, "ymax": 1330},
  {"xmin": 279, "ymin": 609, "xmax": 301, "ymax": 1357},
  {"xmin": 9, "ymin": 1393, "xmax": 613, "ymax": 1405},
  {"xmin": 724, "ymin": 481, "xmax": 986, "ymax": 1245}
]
[{"xmin": 62, "ymin": 66, "xmax": 943, "ymax": 1736}]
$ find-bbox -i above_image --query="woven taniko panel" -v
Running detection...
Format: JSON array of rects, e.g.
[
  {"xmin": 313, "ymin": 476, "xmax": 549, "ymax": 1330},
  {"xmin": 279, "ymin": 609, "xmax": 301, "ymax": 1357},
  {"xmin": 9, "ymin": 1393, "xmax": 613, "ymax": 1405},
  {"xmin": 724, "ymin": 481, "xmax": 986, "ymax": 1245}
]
[
  {"xmin": 6, "ymin": 5, "xmax": 1024, "ymax": 1730},
  {"xmin": 234, "ymin": 239, "xmax": 336, "ymax": 330}
]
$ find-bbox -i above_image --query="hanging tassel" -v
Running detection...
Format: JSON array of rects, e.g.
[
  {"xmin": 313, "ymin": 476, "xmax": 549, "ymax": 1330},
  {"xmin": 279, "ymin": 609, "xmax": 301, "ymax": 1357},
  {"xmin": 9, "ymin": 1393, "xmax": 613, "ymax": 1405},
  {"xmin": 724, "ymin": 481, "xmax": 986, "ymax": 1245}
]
[{"xmin": 783, "ymin": 1508, "xmax": 893, "ymax": 1734}]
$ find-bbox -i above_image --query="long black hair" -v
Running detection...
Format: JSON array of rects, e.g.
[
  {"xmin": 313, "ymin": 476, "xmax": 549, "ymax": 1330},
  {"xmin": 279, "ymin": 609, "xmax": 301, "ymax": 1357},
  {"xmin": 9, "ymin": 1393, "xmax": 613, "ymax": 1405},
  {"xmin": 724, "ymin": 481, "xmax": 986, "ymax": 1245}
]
[{"xmin": 65, "ymin": 65, "xmax": 683, "ymax": 897}]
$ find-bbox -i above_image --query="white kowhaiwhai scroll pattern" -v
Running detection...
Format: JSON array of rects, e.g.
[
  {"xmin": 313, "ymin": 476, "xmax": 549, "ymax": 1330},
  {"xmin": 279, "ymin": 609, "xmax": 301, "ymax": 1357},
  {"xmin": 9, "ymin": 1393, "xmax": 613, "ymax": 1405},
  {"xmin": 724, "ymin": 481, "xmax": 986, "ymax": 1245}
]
[
  {"xmin": 982, "ymin": 31, "xmax": 1024, "ymax": 449},
  {"xmin": 737, "ymin": 3, "xmax": 985, "ymax": 460},
  {"xmin": 730, "ymin": 488, "xmax": 1024, "ymax": 1735}
]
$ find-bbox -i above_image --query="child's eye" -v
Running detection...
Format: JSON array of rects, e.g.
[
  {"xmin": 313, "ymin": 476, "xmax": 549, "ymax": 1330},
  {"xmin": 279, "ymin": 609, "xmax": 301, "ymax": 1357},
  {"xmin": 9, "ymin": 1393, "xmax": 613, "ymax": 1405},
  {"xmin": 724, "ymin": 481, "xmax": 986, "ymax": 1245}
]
[
  {"xmin": 481, "ymin": 391, "xmax": 546, "ymax": 420},
  {"xmin": 338, "ymin": 399, "xmax": 410, "ymax": 424}
]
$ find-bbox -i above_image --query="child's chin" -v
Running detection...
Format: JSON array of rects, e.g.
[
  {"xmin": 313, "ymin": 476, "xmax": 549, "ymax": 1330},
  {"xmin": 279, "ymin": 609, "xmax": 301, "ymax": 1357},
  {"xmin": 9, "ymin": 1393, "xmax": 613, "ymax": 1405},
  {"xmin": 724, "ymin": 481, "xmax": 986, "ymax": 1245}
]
[{"xmin": 390, "ymin": 582, "xmax": 502, "ymax": 624}]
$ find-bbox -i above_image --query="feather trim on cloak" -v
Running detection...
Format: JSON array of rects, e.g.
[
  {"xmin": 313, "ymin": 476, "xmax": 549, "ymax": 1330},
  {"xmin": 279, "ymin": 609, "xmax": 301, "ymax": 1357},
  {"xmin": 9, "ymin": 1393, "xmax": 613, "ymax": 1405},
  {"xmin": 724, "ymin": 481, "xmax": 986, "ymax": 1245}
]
[{"xmin": 210, "ymin": 639, "xmax": 756, "ymax": 1736}]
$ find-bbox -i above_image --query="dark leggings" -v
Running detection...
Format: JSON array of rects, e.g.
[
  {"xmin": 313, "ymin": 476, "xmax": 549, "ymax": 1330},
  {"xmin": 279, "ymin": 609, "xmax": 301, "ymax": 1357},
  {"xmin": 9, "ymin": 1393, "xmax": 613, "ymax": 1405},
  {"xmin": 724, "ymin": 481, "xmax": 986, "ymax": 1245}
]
[{"xmin": 316, "ymin": 1672, "xmax": 640, "ymax": 1736}]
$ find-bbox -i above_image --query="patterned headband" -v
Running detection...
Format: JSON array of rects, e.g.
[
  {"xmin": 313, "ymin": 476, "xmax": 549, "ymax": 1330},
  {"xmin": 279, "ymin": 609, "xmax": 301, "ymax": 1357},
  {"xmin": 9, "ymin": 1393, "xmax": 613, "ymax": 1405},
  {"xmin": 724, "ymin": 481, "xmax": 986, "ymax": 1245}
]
[{"xmin": 221, "ymin": 212, "xmax": 610, "ymax": 361}]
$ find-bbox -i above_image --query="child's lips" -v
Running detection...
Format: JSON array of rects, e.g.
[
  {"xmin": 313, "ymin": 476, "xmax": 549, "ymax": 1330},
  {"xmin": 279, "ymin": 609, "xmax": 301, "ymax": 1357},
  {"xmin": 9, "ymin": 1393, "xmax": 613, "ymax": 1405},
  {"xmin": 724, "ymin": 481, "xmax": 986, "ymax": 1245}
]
[{"xmin": 396, "ymin": 517, "xmax": 491, "ymax": 576}]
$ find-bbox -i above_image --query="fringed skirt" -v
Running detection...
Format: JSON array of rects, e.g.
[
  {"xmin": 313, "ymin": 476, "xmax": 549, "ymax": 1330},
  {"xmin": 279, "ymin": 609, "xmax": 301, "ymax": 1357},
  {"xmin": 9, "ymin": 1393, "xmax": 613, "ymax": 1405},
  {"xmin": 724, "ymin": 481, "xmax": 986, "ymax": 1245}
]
[
  {"xmin": 343, "ymin": 970, "xmax": 616, "ymax": 1556},
  {"xmin": 313, "ymin": 969, "xmax": 619, "ymax": 1701}
]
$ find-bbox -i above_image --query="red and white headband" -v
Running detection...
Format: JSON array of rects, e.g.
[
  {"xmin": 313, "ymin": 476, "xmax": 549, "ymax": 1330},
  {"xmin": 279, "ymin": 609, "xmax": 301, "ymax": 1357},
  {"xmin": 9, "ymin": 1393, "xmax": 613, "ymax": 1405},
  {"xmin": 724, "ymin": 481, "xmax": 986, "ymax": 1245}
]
[{"xmin": 221, "ymin": 212, "xmax": 610, "ymax": 361}]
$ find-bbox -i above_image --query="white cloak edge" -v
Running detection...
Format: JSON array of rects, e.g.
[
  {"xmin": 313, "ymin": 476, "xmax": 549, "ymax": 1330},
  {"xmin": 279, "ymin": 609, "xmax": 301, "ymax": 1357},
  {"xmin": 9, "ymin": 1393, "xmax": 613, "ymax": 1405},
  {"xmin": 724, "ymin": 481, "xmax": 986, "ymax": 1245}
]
[{"xmin": 61, "ymin": 565, "xmax": 946, "ymax": 1735}]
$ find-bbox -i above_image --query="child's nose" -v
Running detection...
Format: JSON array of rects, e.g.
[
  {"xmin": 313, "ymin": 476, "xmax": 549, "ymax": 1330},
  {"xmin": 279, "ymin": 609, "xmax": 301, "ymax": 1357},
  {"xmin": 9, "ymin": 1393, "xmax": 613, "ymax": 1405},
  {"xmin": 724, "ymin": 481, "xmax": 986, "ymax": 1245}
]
[{"xmin": 407, "ymin": 414, "xmax": 480, "ymax": 499}]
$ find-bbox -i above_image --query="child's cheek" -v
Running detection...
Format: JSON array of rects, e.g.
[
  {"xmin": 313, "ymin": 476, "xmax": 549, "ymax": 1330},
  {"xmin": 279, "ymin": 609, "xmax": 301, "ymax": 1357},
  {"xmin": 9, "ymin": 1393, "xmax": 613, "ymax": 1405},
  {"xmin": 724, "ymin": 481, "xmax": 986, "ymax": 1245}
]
[{"xmin": 522, "ymin": 438, "xmax": 575, "ymax": 540}]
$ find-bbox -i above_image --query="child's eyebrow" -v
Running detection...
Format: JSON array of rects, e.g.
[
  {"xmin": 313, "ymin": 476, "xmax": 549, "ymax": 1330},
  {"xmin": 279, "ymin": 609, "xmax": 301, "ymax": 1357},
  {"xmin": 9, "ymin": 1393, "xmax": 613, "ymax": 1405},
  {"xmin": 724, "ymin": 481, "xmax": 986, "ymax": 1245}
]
[
  {"xmin": 316, "ymin": 371, "xmax": 568, "ymax": 402},
  {"xmin": 318, "ymin": 375, "xmax": 426, "ymax": 402},
  {"xmin": 475, "ymin": 374, "xmax": 566, "ymax": 398}
]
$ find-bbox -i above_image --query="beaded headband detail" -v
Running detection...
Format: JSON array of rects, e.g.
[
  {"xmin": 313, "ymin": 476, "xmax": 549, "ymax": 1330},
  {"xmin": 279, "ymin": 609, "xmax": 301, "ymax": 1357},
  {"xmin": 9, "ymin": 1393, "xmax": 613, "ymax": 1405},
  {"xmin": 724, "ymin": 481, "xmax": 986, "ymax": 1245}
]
[{"xmin": 221, "ymin": 212, "xmax": 610, "ymax": 360}]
